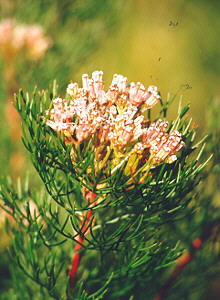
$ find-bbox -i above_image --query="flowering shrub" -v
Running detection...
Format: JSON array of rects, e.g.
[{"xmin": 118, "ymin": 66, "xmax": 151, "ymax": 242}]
[{"xmin": 0, "ymin": 71, "xmax": 216, "ymax": 300}]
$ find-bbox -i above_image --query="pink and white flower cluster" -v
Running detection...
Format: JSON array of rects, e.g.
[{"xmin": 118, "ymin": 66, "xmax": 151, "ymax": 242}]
[
  {"xmin": 0, "ymin": 19, "xmax": 51, "ymax": 60},
  {"xmin": 46, "ymin": 71, "xmax": 184, "ymax": 175}
]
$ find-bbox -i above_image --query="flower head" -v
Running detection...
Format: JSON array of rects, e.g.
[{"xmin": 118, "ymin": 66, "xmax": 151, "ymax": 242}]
[
  {"xmin": 46, "ymin": 72, "xmax": 184, "ymax": 179},
  {"xmin": 0, "ymin": 19, "xmax": 51, "ymax": 60}
]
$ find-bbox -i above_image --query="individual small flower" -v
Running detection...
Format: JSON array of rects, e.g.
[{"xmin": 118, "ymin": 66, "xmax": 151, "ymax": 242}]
[{"xmin": 46, "ymin": 71, "xmax": 184, "ymax": 179}]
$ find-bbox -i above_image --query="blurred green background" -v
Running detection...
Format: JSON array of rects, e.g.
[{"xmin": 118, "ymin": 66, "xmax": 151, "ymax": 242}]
[{"xmin": 0, "ymin": 0, "xmax": 220, "ymax": 178}]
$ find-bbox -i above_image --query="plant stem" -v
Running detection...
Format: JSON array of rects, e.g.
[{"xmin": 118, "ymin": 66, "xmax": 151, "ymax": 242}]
[
  {"xmin": 69, "ymin": 190, "xmax": 96, "ymax": 290},
  {"xmin": 153, "ymin": 218, "xmax": 220, "ymax": 300}
]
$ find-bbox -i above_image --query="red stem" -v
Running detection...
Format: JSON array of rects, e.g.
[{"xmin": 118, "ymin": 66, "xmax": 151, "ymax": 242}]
[
  {"xmin": 153, "ymin": 218, "xmax": 220, "ymax": 300},
  {"xmin": 153, "ymin": 238, "xmax": 202, "ymax": 300},
  {"xmin": 69, "ymin": 191, "xmax": 96, "ymax": 290}
]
